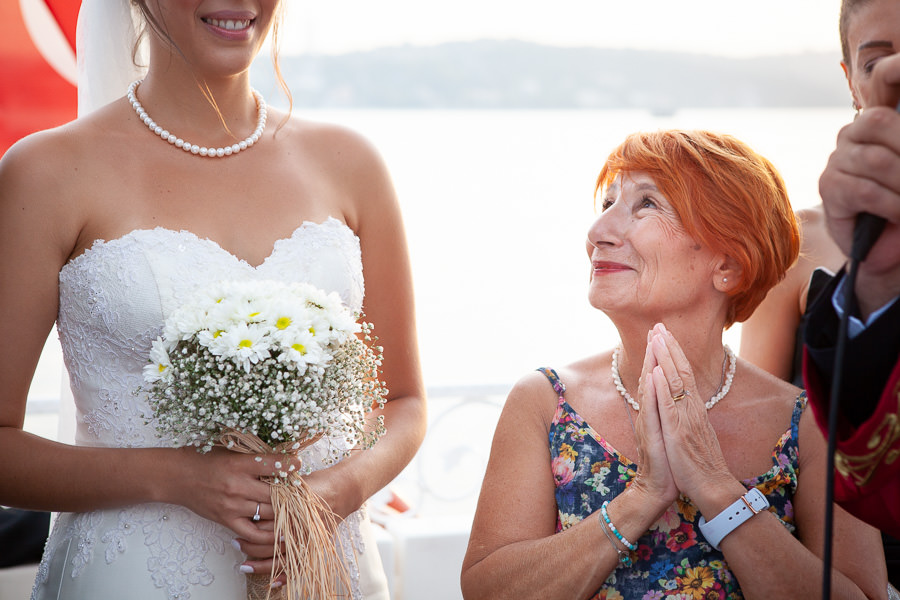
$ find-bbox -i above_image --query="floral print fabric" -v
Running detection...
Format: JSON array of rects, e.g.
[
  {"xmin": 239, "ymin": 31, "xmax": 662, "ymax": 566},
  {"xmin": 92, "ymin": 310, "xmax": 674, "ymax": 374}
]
[{"xmin": 541, "ymin": 368, "xmax": 806, "ymax": 599}]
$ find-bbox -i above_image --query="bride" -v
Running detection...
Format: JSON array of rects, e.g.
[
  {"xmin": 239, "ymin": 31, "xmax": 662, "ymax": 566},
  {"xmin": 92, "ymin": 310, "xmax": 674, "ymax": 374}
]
[{"xmin": 0, "ymin": 0, "xmax": 426, "ymax": 598}]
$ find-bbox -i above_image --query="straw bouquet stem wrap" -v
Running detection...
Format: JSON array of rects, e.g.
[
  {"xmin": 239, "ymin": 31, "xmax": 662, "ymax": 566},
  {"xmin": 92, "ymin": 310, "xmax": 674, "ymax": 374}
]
[{"xmin": 222, "ymin": 430, "xmax": 349, "ymax": 600}]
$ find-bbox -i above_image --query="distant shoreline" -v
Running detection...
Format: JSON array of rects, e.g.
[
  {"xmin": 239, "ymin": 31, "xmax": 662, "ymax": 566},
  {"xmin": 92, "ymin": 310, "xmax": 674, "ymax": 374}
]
[{"xmin": 252, "ymin": 40, "xmax": 847, "ymax": 110}]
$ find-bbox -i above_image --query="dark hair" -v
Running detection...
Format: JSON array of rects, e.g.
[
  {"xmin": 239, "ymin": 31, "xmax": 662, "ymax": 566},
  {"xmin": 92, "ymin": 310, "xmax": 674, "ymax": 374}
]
[
  {"xmin": 595, "ymin": 130, "xmax": 800, "ymax": 328},
  {"xmin": 840, "ymin": 0, "xmax": 876, "ymax": 69}
]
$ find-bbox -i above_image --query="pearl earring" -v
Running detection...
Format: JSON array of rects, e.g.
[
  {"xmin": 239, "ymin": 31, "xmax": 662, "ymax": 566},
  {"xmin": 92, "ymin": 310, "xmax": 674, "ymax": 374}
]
[{"xmin": 723, "ymin": 278, "xmax": 728, "ymax": 283}]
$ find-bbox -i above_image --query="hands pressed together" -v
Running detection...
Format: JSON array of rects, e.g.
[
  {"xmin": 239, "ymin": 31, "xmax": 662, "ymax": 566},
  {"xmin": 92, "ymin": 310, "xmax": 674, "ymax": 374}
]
[{"xmin": 629, "ymin": 324, "xmax": 742, "ymax": 520}]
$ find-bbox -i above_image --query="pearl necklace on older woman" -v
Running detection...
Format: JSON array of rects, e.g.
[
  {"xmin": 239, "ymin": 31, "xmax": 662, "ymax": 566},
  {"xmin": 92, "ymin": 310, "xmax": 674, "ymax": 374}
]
[
  {"xmin": 127, "ymin": 79, "xmax": 267, "ymax": 158},
  {"xmin": 611, "ymin": 344, "xmax": 736, "ymax": 411}
]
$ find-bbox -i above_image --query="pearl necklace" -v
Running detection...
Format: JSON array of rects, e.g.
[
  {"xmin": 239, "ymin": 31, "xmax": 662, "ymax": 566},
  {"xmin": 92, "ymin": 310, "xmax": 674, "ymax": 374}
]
[
  {"xmin": 611, "ymin": 344, "xmax": 736, "ymax": 411},
  {"xmin": 127, "ymin": 79, "xmax": 267, "ymax": 158}
]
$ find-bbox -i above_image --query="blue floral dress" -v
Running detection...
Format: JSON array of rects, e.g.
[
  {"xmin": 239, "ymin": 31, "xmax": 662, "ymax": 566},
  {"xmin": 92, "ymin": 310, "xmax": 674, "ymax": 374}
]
[{"xmin": 540, "ymin": 368, "xmax": 806, "ymax": 600}]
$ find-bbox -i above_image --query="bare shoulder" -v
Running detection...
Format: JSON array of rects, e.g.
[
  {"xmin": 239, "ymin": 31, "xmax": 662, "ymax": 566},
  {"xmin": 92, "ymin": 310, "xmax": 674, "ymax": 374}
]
[
  {"xmin": 1, "ymin": 102, "xmax": 130, "ymax": 197},
  {"xmin": 739, "ymin": 358, "xmax": 803, "ymax": 403},
  {"xmin": 0, "ymin": 122, "xmax": 85, "ymax": 240},
  {"xmin": 796, "ymin": 204, "xmax": 826, "ymax": 230},
  {"xmin": 274, "ymin": 112, "xmax": 395, "ymax": 229},
  {"xmin": 277, "ymin": 113, "xmax": 386, "ymax": 173},
  {"xmin": 502, "ymin": 363, "xmax": 578, "ymax": 424},
  {"xmin": 505, "ymin": 355, "xmax": 608, "ymax": 423},
  {"xmin": 796, "ymin": 205, "xmax": 844, "ymax": 268},
  {"xmin": 715, "ymin": 359, "xmax": 804, "ymax": 470},
  {"xmin": 784, "ymin": 205, "xmax": 845, "ymax": 310},
  {"xmin": 729, "ymin": 358, "xmax": 804, "ymax": 429},
  {"xmin": 1, "ymin": 124, "xmax": 75, "ymax": 197},
  {"xmin": 504, "ymin": 369, "xmax": 562, "ymax": 424},
  {"xmin": 0, "ymin": 103, "xmax": 137, "ymax": 262}
]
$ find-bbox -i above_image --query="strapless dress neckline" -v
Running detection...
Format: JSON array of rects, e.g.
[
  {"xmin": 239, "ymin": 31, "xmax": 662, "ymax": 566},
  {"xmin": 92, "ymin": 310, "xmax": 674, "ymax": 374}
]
[{"xmin": 62, "ymin": 216, "xmax": 354, "ymax": 274}]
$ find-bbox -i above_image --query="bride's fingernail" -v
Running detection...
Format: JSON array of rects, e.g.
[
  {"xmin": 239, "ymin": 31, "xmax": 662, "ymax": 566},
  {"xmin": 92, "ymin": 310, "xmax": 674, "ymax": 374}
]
[
  {"xmin": 231, "ymin": 539, "xmax": 242, "ymax": 552},
  {"xmin": 239, "ymin": 565, "xmax": 254, "ymax": 574},
  {"xmin": 271, "ymin": 581, "xmax": 284, "ymax": 589}
]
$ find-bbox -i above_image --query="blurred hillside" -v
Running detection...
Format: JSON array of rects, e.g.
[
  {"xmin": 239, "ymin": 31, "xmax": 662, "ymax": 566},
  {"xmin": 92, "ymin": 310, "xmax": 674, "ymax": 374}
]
[{"xmin": 252, "ymin": 40, "xmax": 848, "ymax": 110}]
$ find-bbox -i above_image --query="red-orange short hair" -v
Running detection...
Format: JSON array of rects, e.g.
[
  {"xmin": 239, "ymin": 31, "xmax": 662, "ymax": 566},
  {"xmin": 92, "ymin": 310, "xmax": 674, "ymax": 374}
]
[{"xmin": 595, "ymin": 130, "xmax": 800, "ymax": 328}]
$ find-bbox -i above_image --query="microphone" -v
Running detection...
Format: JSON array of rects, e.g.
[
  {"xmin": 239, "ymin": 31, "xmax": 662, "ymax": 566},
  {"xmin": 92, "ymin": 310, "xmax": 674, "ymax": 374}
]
[{"xmin": 850, "ymin": 211, "xmax": 887, "ymax": 263}]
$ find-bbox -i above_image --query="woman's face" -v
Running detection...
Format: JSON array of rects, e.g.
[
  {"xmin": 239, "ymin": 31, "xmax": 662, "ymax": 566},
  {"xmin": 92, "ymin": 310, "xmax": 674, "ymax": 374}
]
[
  {"xmin": 142, "ymin": 0, "xmax": 280, "ymax": 76},
  {"xmin": 585, "ymin": 172, "xmax": 723, "ymax": 321},
  {"xmin": 842, "ymin": 0, "xmax": 900, "ymax": 109}
]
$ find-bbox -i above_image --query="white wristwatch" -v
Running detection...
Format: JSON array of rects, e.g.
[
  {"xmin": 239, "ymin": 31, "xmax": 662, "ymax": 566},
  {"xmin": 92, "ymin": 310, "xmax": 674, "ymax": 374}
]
[{"xmin": 697, "ymin": 488, "xmax": 769, "ymax": 550}]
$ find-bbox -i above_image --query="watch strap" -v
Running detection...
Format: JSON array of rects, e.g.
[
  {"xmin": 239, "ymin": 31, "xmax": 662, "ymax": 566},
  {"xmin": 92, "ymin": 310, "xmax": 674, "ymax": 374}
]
[{"xmin": 697, "ymin": 487, "xmax": 769, "ymax": 550}]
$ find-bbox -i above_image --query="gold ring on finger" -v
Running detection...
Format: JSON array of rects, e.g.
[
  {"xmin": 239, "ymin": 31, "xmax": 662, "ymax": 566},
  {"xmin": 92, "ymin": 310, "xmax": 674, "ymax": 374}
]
[{"xmin": 672, "ymin": 390, "xmax": 688, "ymax": 402}]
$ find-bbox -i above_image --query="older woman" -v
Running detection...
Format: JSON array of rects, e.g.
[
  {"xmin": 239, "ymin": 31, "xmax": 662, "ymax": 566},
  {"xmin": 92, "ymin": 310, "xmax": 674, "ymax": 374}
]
[{"xmin": 460, "ymin": 130, "xmax": 886, "ymax": 599}]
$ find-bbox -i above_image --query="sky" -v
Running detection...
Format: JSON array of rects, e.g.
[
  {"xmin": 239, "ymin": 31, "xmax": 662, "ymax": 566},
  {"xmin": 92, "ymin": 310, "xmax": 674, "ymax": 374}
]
[{"xmin": 281, "ymin": 0, "xmax": 844, "ymax": 58}]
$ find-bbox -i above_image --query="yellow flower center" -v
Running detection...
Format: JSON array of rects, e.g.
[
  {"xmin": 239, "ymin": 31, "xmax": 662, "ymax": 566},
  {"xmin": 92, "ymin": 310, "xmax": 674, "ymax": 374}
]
[
  {"xmin": 157, "ymin": 364, "xmax": 166, "ymax": 373},
  {"xmin": 292, "ymin": 343, "xmax": 307, "ymax": 355},
  {"xmin": 309, "ymin": 327, "xmax": 316, "ymax": 336},
  {"xmin": 239, "ymin": 339, "xmax": 253, "ymax": 348},
  {"xmin": 276, "ymin": 317, "xmax": 292, "ymax": 330},
  {"xmin": 213, "ymin": 330, "xmax": 224, "ymax": 338}
]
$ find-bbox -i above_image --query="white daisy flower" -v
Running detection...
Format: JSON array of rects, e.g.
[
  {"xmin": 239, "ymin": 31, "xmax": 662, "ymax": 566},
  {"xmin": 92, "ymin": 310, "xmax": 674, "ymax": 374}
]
[
  {"xmin": 142, "ymin": 338, "xmax": 172, "ymax": 383},
  {"xmin": 214, "ymin": 322, "xmax": 271, "ymax": 369}
]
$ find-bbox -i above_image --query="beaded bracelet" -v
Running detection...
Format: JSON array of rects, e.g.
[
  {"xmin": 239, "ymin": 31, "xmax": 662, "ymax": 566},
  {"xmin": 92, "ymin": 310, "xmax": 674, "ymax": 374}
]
[
  {"xmin": 597, "ymin": 513, "xmax": 633, "ymax": 567},
  {"xmin": 600, "ymin": 501, "xmax": 638, "ymax": 552}
]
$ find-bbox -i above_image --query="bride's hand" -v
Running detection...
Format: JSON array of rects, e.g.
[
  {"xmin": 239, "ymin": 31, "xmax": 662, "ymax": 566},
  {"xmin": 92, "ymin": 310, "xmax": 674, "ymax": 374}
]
[
  {"xmin": 628, "ymin": 334, "xmax": 679, "ymax": 516},
  {"xmin": 301, "ymin": 462, "xmax": 366, "ymax": 521},
  {"xmin": 168, "ymin": 447, "xmax": 297, "ymax": 547},
  {"xmin": 233, "ymin": 520, "xmax": 288, "ymax": 589}
]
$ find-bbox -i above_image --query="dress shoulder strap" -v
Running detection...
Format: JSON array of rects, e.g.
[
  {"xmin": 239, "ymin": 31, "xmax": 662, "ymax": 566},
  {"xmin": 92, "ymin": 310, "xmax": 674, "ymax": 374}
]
[
  {"xmin": 537, "ymin": 367, "xmax": 566, "ymax": 399},
  {"xmin": 790, "ymin": 391, "xmax": 808, "ymax": 438}
]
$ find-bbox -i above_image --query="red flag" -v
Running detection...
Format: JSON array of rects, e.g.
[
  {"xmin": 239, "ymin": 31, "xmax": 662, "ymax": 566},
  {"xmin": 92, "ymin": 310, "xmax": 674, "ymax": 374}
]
[
  {"xmin": 42, "ymin": 0, "xmax": 79, "ymax": 51},
  {"xmin": 0, "ymin": 0, "xmax": 80, "ymax": 157}
]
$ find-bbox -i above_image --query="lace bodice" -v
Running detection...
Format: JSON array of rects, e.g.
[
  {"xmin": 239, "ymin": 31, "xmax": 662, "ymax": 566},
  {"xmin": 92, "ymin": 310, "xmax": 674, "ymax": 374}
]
[
  {"xmin": 35, "ymin": 219, "xmax": 383, "ymax": 600},
  {"xmin": 57, "ymin": 218, "xmax": 363, "ymax": 448}
]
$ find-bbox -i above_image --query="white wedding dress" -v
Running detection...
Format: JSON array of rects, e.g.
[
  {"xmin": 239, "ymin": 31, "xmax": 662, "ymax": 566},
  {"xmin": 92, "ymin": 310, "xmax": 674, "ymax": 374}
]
[{"xmin": 32, "ymin": 218, "xmax": 390, "ymax": 600}]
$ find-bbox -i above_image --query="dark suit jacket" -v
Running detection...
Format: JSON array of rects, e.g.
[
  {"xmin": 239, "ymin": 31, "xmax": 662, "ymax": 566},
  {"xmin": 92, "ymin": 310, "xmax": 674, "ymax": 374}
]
[{"xmin": 803, "ymin": 269, "xmax": 900, "ymax": 540}]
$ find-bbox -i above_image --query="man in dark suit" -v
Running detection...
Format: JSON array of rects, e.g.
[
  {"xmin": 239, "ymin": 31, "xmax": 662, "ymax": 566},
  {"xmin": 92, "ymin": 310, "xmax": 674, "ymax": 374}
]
[{"xmin": 804, "ymin": 53, "xmax": 900, "ymax": 583}]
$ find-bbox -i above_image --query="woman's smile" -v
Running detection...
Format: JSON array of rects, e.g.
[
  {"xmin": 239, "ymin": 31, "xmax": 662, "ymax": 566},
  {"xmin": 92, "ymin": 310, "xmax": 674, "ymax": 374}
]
[
  {"xmin": 201, "ymin": 12, "xmax": 257, "ymax": 40},
  {"xmin": 591, "ymin": 260, "xmax": 632, "ymax": 276}
]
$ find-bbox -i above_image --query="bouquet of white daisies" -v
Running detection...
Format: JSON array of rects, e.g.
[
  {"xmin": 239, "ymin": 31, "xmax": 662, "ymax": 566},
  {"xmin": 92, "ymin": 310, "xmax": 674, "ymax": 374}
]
[{"xmin": 143, "ymin": 279, "xmax": 387, "ymax": 600}]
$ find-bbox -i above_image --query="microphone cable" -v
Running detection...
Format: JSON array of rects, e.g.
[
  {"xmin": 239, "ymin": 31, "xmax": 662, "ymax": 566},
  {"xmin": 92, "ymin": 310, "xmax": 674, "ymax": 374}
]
[{"xmin": 821, "ymin": 212, "xmax": 886, "ymax": 598}]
